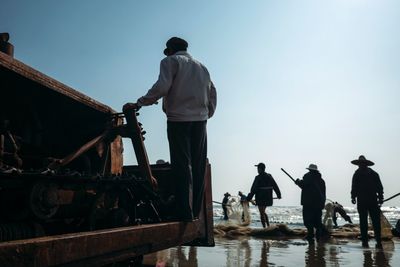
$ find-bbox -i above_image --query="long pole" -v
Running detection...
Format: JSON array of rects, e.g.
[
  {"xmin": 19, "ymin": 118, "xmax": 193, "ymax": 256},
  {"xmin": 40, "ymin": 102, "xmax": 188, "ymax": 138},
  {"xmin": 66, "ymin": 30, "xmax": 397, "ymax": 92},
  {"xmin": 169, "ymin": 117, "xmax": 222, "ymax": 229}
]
[
  {"xmin": 383, "ymin": 192, "xmax": 400, "ymax": 203},
  {"xmin": 212, "ymin": 201, "xmax": 231, "ymax": 206},
  {"xmin": 280, "ymin": 168, "xmax": 296, "ymax": 183}
]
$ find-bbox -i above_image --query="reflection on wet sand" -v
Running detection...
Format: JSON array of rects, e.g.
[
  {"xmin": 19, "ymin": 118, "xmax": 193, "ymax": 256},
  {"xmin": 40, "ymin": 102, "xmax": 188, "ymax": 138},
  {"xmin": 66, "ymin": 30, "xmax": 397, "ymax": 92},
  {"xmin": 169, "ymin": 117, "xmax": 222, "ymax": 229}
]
[
  {"xmin": 327, "ymin": 240, "xmax": 340, "ymax": 265},
  {"xmin": 167, "ymin": 246, "xmax": 197, "ymax": 267},
  {"xmin": 363, "ymin": 241, "xmax": 394, "ymax": 267},
  {"xmin": 143, "ymin": 238, "xmax": 398, "ymax": 266},
  {"xmin": 305, "ymin": 243, "xmax": 327, "ymax": 267},
  {"xmin": 259, "ymin": 241, "xmax": 270, "ymax": 267},
  {"xmin": 226, "ymin": 238, "xmax": 251, "ymax": 267}
]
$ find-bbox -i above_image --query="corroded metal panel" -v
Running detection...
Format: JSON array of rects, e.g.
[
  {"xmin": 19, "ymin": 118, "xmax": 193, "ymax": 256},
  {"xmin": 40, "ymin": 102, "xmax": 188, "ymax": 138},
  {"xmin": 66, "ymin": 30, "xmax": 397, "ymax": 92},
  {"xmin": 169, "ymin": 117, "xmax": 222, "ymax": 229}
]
[
  {"xmin": 0, "ymin": 52, "xmax": 113, "ymax": 114},
  {"xmin": 0, "ymin": 221, "xmax": 204, "ymax": 267},
  {"xmin": 110, "ymin": 135, "xmax": 123, "ymax": 174}
]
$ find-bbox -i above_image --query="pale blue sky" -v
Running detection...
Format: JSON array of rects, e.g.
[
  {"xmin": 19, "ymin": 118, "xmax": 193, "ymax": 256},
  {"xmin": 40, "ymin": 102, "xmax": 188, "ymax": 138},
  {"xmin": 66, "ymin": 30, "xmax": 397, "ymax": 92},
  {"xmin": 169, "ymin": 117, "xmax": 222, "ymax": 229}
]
[{"xmin": 1, "ymin": 0, "xmax": 399, "ymax": 206}]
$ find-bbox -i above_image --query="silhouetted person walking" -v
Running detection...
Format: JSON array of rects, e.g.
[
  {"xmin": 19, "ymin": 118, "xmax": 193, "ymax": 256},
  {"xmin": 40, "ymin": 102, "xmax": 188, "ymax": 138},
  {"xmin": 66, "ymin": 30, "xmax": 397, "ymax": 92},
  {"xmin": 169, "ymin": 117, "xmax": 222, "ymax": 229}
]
[
  {"xmin": 351, "ymin": 155, "xmax": 384, "ymax": 248},
  {"xmin": 123, "ymin": 37, "xmax": 217, "ymax": 221},
  {"xmin": 247, "ymin": 163, "xmax": 281, "ymax": 228},
  {"xmin": 295, "ymin": 164, "xmax": 326, "ymax": 245}
]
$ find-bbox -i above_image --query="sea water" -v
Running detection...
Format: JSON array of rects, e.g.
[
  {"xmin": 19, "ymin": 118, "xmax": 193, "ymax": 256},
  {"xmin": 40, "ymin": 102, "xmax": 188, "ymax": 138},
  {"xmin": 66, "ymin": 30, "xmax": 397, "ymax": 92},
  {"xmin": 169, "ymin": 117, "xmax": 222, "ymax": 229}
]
[{"xmin": 213, "ymin": 204, "xmax": 400, "ymax": 228}]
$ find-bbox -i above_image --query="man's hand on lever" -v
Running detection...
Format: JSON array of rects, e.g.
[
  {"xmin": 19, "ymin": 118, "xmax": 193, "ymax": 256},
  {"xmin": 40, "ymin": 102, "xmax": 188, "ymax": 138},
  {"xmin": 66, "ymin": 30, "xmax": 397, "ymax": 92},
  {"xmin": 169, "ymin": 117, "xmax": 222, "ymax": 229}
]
[
  {"xmin": 151, "ymin": 175, "xmax": 159, "ymax": 190},
  {"xmin": 123, "ymin": 102, "xmax": 140, "ymax": 112}
]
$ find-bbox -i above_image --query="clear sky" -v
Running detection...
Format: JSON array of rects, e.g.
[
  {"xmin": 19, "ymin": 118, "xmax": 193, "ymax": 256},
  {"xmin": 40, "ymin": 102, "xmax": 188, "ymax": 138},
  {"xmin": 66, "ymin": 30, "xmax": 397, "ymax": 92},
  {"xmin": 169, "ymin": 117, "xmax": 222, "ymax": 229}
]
[{"xmin": 1, "ymin": 0, "xmax": 399, "ymax": 206}]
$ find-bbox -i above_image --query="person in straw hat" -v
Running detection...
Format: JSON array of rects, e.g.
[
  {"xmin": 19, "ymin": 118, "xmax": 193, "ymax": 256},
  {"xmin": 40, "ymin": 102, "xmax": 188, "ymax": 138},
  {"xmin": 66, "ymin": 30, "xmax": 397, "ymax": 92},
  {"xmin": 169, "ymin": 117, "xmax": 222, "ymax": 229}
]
[
  {"xmin": 351, "ymin": 155, "xmax": 384, "ymax": 249},
  {"xmin": 295, "ymin": 163, "xmax": 326, "ymax": 245}
]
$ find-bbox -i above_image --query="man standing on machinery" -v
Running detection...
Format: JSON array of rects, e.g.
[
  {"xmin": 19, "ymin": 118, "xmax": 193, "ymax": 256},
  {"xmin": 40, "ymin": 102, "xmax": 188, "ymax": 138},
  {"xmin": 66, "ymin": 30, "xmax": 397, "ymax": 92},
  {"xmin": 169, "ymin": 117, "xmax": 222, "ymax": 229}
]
[{"xmin": 123, "ymin": 37, "xmax": 217, "ymax": 221}]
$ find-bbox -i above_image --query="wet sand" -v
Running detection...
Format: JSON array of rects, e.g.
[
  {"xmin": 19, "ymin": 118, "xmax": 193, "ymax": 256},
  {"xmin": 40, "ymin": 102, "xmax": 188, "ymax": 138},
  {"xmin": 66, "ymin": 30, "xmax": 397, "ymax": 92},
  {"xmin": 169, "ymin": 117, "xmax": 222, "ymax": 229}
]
[
  {"xmin": 143, "ymin": 236, "xmax": 400, "ymax": 266},
  {"xmin": 143, "ymin": 205, "xmax": 400, "ymax": 266}
]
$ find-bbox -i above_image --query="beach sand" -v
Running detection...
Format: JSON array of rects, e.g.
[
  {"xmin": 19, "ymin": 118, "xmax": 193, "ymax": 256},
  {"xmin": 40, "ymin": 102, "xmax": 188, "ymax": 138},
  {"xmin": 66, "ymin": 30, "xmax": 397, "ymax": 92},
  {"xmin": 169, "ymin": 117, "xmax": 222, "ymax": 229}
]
[{"xmin": 143, "ymin": 235, "xmax": 400, "ymax": 266}]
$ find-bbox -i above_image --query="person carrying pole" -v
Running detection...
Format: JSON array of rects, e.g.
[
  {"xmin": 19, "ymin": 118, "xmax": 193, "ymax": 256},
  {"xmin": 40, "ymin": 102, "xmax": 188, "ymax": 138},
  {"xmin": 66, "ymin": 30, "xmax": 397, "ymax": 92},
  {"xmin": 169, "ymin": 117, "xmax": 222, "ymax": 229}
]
[
  {"xmin": 246, "ymin": 163, "xmax": 281, "ymax": 228},
  {"xmin": 294, "ymin": 164, "xmax": 326, "ymax": 245}
]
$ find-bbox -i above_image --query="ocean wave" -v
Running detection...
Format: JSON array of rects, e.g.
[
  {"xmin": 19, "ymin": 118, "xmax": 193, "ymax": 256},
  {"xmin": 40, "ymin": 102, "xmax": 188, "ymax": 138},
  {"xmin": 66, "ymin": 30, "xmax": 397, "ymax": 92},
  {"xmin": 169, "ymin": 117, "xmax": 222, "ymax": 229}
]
[{"xmin": 213, "ymin": 205, "xmax": 400, "ymax": 227}]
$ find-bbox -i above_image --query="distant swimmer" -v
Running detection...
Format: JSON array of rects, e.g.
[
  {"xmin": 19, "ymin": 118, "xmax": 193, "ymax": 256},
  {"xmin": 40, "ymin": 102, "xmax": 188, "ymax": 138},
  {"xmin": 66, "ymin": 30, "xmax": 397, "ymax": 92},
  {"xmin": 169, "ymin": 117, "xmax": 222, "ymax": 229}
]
[
  {"xmin": 247, "ymin": 163, "xmax": 281, "ymax": 228},
  {"xmin": 295, "ymin": 164, "xmax": 326, "ymax": 245},
  {"xmin": 351, "ymin": 155, "xmax": 384, "ymax": 249},
  {"xmin": 222, "ymin": 192, "xmax": 231, "ymax": 220},
  {"xmin": 332, "ymin": 202, "xmax": 352, "ymax": 227}
]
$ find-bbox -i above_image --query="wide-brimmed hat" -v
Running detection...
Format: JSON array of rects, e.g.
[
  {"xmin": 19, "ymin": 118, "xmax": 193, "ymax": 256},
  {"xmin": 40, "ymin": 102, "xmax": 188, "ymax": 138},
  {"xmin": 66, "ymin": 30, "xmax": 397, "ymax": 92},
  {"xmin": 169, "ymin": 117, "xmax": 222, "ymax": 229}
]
[
  {"xmin": 163, "ymin": 37, "xmax": 188, "ymax": 55},
  {"xmin": 351, "ymin": 155, "xmax": 374, "ymax": 166},
  {"xmin": 306, "ymin": 164, "xmax": 319, "ymax": 171},
  {"xmin": 254, "ymin": 162, "xmax": 266, "ymax": 169},
  {"xmin": 224, "ymin": 192, "xmax": 231, "ymax": 197}
]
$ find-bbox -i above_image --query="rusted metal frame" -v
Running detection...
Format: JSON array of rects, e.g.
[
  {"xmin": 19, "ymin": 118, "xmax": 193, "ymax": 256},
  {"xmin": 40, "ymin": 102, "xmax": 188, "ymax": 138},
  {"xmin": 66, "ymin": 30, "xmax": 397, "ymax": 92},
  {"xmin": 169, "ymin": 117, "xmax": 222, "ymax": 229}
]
[
  {"xmin": 203, "ymin": 163, "xmax": 215, "ymax": 246},
  {"xmin": 100, "ymin": 142, "xmax": 110, "ymax": 176},
  {"xmin": 59, "ymin": 245, "xmax": 152, "ymax": 267},
  {"xmin": 185, "ymin": 162, "xmax": 214, "ymax": 247},
  {"xmin": 0, "ymin": 221, "xmax": 203, "ymax": 267},
  {"xmin": 0, "ymin": 134, "xmax": 4, "ymax": 167},
  {"xmin": 0, "ymin": 52, "xmax": 112, "ymax": 114},
  {"xmin": 47, "ymin": 130, "xmax": 111, "ymax": 171},
  {"xmin": 122, "ymin": 109, "xmax": 156, "ymax": 190}
]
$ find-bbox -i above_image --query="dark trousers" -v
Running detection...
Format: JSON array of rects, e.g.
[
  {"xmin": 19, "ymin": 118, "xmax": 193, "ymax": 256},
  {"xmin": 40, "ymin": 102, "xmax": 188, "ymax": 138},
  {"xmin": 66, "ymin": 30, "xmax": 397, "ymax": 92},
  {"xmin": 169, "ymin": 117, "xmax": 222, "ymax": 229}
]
[
  {"xmin": 167, "ymin": 121, "xmax": 207, "ymax": 219},
  {"xmin": 223, "ymin": 206, "xmax": 228, "ymax": 220},
  {"xmin": 357, "ymin": 203, "xmax": 381, "ymax": 243},
  {"xmin": 333, "ymin": 211, "xmax": 352, "ymax": 227},
  {"xmin": 303, "ymin": 206, "xmax": 323, "ymax": 240}
]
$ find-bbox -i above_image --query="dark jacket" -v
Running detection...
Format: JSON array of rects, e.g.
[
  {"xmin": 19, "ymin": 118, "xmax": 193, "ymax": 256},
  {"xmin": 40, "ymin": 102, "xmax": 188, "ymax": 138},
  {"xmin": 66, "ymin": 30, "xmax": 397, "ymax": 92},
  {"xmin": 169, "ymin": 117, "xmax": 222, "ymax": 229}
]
[
  {"xmin": 351, "ymin": 167, "xmax": 383, "ymax": 205},
  {"xmin": 222, "ymin": 196, "xmax": 229, "ymax": 206},
  {"xmin": 247, "ymin": 172, "xmax": 281, "ymax": 206},
  {"xmin": 296, "ymin": 171, "xmax": 326, "ymax": 209}
]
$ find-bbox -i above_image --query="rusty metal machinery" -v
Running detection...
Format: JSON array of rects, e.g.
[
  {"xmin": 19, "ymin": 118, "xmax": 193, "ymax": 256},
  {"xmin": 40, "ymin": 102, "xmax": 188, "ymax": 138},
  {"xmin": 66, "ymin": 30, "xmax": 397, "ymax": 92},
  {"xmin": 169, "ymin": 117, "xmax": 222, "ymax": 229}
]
[
  {"xmin": 0, "ymin": 109, "xmax": 176, "ymax": 243},
  {"xmin": 0, "ymin": 160, "xmax": 175, "ymax": 243},
  {"xmin": 0, "ymin": 47, "xmax": 214, "ymax": 267}
]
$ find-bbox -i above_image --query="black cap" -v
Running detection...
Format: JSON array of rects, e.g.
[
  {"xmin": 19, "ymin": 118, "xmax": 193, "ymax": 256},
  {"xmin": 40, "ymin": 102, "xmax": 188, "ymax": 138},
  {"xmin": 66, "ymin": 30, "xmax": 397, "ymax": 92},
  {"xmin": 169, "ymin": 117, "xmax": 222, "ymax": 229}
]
[
  {"xmin": 163, "ymin": 37, "xmax": 188, "ymax": 56},
  {"xmin": 254, "ymin": 162, "xmax": 266, "ymax": 169}
]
